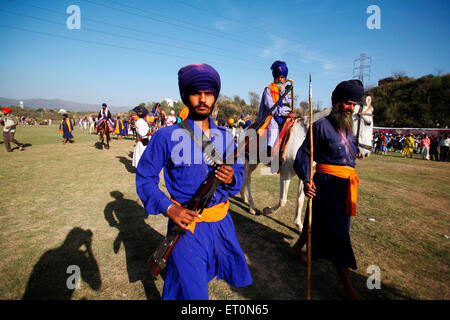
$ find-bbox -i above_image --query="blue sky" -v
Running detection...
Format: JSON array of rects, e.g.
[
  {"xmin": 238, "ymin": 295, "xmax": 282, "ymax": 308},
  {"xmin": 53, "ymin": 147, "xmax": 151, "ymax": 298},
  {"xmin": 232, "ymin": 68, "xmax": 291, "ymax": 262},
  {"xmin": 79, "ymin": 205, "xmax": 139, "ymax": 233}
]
[{"xmin": 0, "ymin": 0, "xmax": 449, "ymax": 109}]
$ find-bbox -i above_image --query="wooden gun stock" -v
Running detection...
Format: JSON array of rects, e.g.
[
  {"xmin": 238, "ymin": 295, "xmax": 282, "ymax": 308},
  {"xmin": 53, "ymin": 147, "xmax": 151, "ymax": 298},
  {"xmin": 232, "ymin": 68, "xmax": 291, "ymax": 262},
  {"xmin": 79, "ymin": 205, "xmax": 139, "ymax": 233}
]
[{"xmin": 148, "ymin": 173, "xmax": 221, "ymax": 278}]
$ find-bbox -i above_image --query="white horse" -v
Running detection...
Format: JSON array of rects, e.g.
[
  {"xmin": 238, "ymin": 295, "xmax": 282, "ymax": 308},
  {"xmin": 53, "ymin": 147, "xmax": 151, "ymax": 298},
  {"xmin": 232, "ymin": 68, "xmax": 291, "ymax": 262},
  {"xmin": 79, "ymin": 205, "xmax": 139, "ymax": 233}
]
[{"xmin": 240, "ymin": 96, "xmax": 374, "ymax": 231}]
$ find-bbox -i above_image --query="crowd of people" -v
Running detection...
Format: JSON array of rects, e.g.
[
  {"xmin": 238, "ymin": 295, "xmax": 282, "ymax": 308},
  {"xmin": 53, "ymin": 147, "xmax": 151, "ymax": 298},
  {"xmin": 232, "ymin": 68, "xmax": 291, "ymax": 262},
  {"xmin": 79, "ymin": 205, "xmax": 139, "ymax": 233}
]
[{"xmin": 372, "ymin": 131, "xmax": 450, "ymax": 161}]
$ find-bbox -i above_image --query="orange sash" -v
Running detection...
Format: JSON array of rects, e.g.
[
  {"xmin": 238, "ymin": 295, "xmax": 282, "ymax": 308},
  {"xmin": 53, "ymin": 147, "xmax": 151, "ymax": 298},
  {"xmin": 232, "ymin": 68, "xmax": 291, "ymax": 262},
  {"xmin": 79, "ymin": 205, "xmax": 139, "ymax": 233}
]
[
  {"xmin": 170, "ymin": 199, "xmax": 229, "ymax": 233},
  {"xmin": 59, "ymin": 119, "xmax": 72, "ymax": 133},
  {"xmin": 315, "ymin": 164, "xmax": 359, "ymax": 217},
  {"xmin": 257, "ymin": 83, "xmax": 279, "ymax": 136},
  {"xmin": 179, "ymin": 107, "xmax": 189, "ymax": 121}
]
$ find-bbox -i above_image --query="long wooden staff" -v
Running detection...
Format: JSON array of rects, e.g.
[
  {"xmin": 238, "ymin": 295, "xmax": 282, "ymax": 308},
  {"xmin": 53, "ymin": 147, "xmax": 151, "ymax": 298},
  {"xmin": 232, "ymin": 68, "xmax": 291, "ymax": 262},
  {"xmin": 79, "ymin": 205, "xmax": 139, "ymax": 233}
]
[{"xmin": 307, "ymin": 74, "xmax": 313, "ymax": 300}]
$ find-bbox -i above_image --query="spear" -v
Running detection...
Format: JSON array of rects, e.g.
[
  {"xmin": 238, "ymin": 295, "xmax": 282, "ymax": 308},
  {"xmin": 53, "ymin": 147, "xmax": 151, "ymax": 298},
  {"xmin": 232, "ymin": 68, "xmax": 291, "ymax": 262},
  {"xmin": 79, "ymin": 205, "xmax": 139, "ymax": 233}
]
[{"xmin": 307, "ymin": 74, "xmax": 313, "ymax": 300}]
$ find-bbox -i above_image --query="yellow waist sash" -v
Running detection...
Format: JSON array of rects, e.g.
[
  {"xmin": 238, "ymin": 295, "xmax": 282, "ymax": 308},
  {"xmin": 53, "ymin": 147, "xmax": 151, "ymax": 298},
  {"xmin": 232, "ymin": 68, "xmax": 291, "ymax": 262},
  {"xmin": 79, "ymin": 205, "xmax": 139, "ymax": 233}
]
[
  {"xmin": 315, "ymin": 164, "xmax": 359, "ymax": 217},
  {"xmin": 170, "ymin": 199, "xmax": 229, "ymax": 233}
]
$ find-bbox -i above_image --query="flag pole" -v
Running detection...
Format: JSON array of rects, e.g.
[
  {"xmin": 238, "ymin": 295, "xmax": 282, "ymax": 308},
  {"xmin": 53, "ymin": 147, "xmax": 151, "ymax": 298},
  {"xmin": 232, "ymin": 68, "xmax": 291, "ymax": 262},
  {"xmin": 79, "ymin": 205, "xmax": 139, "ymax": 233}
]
[{"xmin": 307, "ymin": 74, "xmax": 313, "ymax": 300}]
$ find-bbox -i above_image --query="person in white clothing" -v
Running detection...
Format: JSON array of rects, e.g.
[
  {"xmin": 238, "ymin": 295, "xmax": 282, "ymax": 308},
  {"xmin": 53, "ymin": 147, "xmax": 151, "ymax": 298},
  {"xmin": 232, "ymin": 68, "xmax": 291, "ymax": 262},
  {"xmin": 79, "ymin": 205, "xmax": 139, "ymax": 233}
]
[
  {"xmin": 166, "ymin": 110, "xmax": 177, "ymax": 126},
  {"xmin": 132, "ymin": 106, "xmax": 151, "ymax": 168}
]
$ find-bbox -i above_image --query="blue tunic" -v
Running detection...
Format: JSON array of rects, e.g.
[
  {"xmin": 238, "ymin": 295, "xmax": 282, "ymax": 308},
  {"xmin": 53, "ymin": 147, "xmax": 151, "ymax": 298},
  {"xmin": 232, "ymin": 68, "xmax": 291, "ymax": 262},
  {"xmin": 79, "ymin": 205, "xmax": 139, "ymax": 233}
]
[
  {"xmin": 136, "ymin": 117, "xmax": 252, "ymax": 299},
  {"xmin": 294, "ymin": 116, "xmax": 358, "ymax": 269},
  {"xmin": 60, "ymin": 120, "xmax": 73, "ymax": 139},
  {"xmin": 257, "ymin": 85, "xmax": 292, "ymax": 147}
]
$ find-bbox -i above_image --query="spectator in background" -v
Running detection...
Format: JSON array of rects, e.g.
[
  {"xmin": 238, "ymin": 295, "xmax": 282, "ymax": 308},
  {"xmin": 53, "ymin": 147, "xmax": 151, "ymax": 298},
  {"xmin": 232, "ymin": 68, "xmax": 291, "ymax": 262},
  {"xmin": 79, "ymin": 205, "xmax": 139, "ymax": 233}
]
[
  {"xmin": 2, "ymin": 107, "xmax": 24, "ymax": 152},
  {"xmin": 429, "ymin": 135, "xmax": 439, "ymax": 161},
  {"xmin": 166, "ymin": 110, "xmax": 177, "ymax": 127},
  {"xmin": 439, "ymin": 135, "xmax": 450, "ymax": 162},
  {"xmin": 420, "ymin": 135, "xmax": 430, "ymax": 160},
  {"xmin": 227, "ymin": 118, "xmax": 237, "ymax": 141},
  {"xmin": 59, "ymin": 113, "xmax": 74, "ymax": 144}
]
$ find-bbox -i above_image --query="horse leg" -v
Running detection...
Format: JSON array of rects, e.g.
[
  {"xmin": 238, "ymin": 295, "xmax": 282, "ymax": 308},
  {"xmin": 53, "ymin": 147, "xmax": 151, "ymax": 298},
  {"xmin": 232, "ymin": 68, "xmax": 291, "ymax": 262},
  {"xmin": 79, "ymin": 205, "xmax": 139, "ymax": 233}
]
[
  {"xmin": 100, "ymin": 132, "xmax": 104, "ymax": 149},
  {"xmin": 294, "ymin": 179, "xmax": 305, "ymax": 231},
  {"xmin": 246, "ymin": 163, "xmax": 257, "ymax": 215},
  {"xmin": 105, "ymin": 133, "xmax": 110, "ymax": 149},
  {"xmin": 263, "ymin": 164, "xmax": 293, "ymax": 214}
]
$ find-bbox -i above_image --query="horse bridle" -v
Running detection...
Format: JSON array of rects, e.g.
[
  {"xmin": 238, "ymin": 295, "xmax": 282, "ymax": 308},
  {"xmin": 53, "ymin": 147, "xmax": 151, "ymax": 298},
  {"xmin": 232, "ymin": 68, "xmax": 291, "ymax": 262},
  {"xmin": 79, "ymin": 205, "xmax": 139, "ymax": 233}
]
[{"xmin": 355, "ymin": 110, "xmax": 374, "ymax": 152}]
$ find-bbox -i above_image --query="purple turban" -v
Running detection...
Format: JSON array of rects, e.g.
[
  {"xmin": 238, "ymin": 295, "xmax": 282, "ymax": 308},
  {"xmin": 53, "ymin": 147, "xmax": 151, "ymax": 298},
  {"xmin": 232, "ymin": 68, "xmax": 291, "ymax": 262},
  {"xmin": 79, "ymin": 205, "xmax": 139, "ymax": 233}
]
[
  {"xmin": 331, "ymin": 79, "xmax": 364, "ymax": 104},
  {"xmin": 271, "ymin": 60, "xmax": 288, "ymax": 78},
  {"xmin": 178, "ymin": 63, "xmax": 221, "ymax": 106}
]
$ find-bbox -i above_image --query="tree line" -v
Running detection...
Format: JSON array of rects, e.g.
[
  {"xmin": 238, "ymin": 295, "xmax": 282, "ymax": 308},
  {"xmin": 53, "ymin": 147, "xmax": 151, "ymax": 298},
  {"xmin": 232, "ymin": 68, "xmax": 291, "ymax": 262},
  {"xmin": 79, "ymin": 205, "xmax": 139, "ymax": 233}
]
[{"xmin": 366, "ymin": 73, "xmax": 450, "ymax": 128}]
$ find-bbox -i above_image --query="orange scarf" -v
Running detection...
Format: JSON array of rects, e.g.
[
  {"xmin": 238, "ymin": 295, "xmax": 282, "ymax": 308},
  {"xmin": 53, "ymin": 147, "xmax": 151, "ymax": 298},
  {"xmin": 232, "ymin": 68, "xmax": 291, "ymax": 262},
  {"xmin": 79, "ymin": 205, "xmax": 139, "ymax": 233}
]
[
  {"xmin": 179, "ymin": 106, "xmax": 189, "ymax": 121},
  {"xmin": 315, "ymin": 164, "xmax": 359, "ymax": 217},
  {"xmin": 59, "ymin": 118, "xmax": 72, "ymax": 133},
  {"xmin": 170, "ymin": 199, "xmax": 229, "ymax": 233},
  {"xmin": 257, "ymin": 83, "xmax": 279, "ymax": 136}
]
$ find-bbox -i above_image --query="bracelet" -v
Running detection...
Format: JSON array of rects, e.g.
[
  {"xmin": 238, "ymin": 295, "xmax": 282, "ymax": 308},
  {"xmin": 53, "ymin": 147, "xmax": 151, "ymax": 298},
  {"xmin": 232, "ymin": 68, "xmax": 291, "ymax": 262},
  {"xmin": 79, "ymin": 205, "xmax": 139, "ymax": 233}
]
[{"xmin": 165, "ymin": 204, "xmax": 174, "ymax": 216}]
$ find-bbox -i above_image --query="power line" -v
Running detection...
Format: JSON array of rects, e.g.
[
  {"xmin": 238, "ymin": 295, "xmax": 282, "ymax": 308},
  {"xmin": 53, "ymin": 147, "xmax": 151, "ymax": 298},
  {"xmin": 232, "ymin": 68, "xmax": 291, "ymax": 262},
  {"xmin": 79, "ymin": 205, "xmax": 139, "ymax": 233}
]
[
  {"xmin": 81, "ymin": 0, "xmax": 269, "ymax": 50},
  {"xmin": 0, "ymin": 23, "xmax": 258, "ymax": 71},
  {"xmin": 0, "ymin": 8, "xmax": 262, "ymax": 66},
  {"xmin": 7, "ymin": 0, "xmax": 258, "ymax": 59}
]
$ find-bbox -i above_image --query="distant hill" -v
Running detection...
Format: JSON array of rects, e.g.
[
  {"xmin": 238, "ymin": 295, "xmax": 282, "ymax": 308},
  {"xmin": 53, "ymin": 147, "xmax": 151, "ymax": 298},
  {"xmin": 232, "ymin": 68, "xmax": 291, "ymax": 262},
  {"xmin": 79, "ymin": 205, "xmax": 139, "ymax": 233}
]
[
  {"xmin": 0, "ymin": 97, "xmax": 130, "ymax": 113},
  {"xmin": 366, "ymin": 73, "xmax": 450, "ymax": 128}
]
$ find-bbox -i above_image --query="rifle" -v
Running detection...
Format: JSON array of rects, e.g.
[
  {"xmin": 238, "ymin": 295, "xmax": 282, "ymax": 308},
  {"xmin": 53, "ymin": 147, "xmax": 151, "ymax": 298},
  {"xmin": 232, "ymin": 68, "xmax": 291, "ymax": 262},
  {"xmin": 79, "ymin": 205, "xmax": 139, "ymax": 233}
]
[{"xmin": 148, "ymin": 83, "xmax": 294, "ymax": 278}]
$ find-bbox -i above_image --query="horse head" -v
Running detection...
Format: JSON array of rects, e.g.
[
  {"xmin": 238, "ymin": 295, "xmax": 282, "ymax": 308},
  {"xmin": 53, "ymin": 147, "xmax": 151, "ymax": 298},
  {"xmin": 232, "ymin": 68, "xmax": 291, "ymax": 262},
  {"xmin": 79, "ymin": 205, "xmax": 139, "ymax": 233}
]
[{"xmin": 352, "ymin": 96, "xmax": 374, "ymax": 158}]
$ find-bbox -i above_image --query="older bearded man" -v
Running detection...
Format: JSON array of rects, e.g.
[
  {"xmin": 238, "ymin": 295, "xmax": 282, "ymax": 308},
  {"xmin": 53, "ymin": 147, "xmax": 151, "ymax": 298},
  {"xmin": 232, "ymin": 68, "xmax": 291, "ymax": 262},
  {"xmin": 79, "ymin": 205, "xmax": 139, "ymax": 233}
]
[
  {"xmin": 290, "ymin": 80, "xmax": 364, "ymax": 300},
  {"xmin": 136, "ymin": 63, "xmax": 252, "ymax": 300},
  {"xmin": 256, "ymin": 61, "xmax": 297, "ymax": 157}
]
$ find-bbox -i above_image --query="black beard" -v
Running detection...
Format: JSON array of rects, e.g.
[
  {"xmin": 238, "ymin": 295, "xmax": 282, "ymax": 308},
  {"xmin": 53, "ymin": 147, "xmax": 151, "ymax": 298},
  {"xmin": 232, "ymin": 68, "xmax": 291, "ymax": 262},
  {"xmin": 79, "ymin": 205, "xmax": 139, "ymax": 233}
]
[
  {"xmin": 188, "ymin": 103, "xmax": 214, "ymax": 121},
  {"xmin": 328, "ymin": 107, "xmax": 353, "ymax": 133}
]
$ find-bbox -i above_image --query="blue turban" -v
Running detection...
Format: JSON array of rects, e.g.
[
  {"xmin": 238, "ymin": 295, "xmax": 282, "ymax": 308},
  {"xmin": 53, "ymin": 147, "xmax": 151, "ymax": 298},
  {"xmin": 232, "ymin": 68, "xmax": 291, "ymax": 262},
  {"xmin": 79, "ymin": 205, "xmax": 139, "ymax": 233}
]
[
  {"xmin": 331, "ymin": 80, "xmax": 364, "ymax": 104},
  {"xmin": 102, "ymin": 103, "xmax": 107, "ymax": 107},
  {"xmin": 63, "ymin": 113, "xmax": 68, "ymax": 118},
  {"xmin": 133, "ymin": 106, "xmax": 148, "ymax": 118},
  {"xmin": 271, "ymin": 61, "xmax": 288, "ymax": 78},
  {"xmin": 178, "ymin": 63, "xmax": 221, "ymax": 106}
]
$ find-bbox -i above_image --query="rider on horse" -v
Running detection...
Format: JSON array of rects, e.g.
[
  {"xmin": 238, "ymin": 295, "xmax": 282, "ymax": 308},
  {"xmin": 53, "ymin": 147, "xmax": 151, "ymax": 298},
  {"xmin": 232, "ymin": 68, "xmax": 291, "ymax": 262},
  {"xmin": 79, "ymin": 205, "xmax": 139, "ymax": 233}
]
[
  {"xmin": 256, "ymin": 61, "xmax": 297, "ymax": 159},
  {"xmin": 96, "ymin": 103, "xmax": 114, "ymax": 132}
]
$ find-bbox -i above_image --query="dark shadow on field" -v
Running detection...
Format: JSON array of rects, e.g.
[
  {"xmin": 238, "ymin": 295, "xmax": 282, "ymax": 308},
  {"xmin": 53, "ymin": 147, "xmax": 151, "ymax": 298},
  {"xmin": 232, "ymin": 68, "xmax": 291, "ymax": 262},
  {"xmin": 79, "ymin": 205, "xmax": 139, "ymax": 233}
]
[
  {"xmin": 116, "ymin": 156, "xmax": 136, "ymax": 173},
  {"xmin": 94, "ymin": 141, "xmax": 107, "ymax": 149},
  {"xmin": 228, "ymin": 208, "xmax": 410, "ymax": 300},
  {"xmin": 230, "ymin": 196, "xmax": 299, "ymax": 235},
  {"xmin": 230, "ymin": 195, "xmax": 263, "ymax": 215},
  {"xmin": 104, "ymin": 191, "xmax": 164, "ymax": 300},
  {"xmin": 22, "ymin": 227, "xmax": 101, "ymax": 300}
]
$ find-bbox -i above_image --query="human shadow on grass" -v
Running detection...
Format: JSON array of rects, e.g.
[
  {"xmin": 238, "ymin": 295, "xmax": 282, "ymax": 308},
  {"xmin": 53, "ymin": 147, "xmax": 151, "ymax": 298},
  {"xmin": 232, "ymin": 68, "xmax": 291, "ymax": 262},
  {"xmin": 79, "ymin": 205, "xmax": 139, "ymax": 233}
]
[
  {"xmin": 227, "ymin": 208, "xmax": 410, "ymax": 300},
  {"xmin": 230, "ymin": 196, "xmax": 300, "ymax": 235},
  {"xmin": 116, "ymin": 156, "xmax": 136, "ymax": 173},
  {"xmin": 22, "ymin": 227, "xmax": 101, "ymax": 300},
  {"xmin": 104, "ymin": 191, "xmax": 164, "ymax": 300}
]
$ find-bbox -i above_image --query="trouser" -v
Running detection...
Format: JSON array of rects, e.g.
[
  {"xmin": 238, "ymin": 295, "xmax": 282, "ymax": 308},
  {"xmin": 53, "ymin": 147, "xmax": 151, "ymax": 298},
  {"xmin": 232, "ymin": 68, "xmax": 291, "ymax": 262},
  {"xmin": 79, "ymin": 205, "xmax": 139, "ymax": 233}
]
[
  {"xmin": 3, "ymin": 131, "xmax": 22, "ymax": 152},
  {"xmin": 441, "ymin": 146, "xmax": 449, "ymax": 161},
  {"xmin": 421, "ymin": 146, "xmax": 429, "ymax": 160}
]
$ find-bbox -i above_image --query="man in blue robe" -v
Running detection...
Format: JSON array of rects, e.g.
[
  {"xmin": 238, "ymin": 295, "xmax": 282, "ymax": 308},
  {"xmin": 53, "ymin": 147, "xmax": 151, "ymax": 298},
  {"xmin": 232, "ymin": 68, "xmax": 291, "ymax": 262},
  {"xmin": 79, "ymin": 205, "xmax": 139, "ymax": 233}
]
[
  {"xmin": 290, "ymin": 80, "xmax": 364, "ymax": 300},
  {"xmin": 256, "ymin": 61, "xmax": 296, "ymax": 154},
  {"xmin": 136, "ymin": 63, "xmax": 252, "ymax": 300}
]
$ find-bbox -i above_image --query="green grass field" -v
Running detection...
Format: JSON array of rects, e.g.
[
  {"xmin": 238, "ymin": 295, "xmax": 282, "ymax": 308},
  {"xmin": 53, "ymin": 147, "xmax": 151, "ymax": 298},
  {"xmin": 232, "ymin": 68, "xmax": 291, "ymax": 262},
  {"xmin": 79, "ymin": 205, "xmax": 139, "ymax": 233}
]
[{"xmin": 0, "ymin": 125, "xmax": 449, "ymax": 300}]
